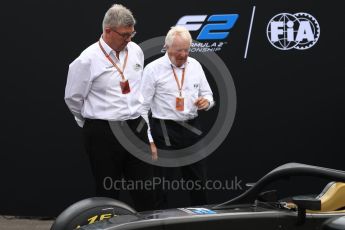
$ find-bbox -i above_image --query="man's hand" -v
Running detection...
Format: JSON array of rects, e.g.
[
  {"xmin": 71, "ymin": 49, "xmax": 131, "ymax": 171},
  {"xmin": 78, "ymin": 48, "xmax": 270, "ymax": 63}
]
[
  {"xmin": 194, "ymin": 97, "xmax": 210, "ymax": 110},
  {"xmin": 150, "ymin": 142, "xmax": 158, "ymax": 161}
]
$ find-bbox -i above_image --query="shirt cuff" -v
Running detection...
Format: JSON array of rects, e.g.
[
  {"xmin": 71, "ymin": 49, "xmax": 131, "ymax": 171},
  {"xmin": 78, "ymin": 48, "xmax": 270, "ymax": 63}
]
[
  {"xmin": 75, "ymin": 116, "xmax": 85, "ymax": 128},
  {"xmin": 141, "ymin": 114, "xmax": 154, "ymax": 143},
  {"xmin": 204, "ymin": 96, "xmax": 215, "ymax": 111}
]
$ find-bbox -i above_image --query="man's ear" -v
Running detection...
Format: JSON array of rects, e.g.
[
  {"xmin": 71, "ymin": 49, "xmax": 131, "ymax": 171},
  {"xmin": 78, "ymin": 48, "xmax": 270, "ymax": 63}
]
[{"xmin": 104, "ymin": 27, "xmax": 112, "ymax": 34}]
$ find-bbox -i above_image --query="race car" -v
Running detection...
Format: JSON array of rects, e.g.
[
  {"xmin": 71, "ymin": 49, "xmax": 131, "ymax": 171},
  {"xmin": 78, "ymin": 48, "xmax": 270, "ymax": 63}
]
[{"xmin": 50, "ymin": 162, "xmax": 345, "ymax": 230}]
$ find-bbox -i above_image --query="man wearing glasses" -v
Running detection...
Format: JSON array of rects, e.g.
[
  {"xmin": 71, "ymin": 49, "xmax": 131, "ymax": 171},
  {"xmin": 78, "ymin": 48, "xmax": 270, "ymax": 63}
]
[{"xmin": 65, "ymin": 4, "xmax": 154, "ymax": 211}]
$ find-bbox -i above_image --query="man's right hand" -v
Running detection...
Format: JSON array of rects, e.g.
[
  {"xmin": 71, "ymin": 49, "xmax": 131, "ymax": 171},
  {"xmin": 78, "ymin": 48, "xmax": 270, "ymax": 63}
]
[{"xmin": 150, "ymin": 142, "xmax": 158, "ymax": 161}]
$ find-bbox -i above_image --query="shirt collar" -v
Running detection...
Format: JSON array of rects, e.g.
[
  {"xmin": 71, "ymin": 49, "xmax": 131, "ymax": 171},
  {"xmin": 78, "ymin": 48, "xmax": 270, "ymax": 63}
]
[
  {"xmin": 163, "ymin": 52, "xmax": 188, "ymax": 69},
  {"xmin": 99, "ymin": 36, "xmax": 128, "ymax": 56}
]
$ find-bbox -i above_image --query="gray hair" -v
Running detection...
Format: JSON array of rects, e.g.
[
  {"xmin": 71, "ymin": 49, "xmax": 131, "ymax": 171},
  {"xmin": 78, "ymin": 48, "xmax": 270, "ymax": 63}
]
[
  {"xmin": 165, "ymin": 26, "xmax": 192, "ymax": 47},
  {"xmin": 102, "ymin": 4, "xmax": 136, "ymax": 30}
]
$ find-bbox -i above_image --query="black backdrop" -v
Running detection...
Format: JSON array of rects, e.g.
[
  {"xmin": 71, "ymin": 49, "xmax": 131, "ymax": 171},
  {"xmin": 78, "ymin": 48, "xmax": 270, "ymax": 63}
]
[{"xmin": 1, "ymin": 0, "xmax": 344, "ymax": 217}]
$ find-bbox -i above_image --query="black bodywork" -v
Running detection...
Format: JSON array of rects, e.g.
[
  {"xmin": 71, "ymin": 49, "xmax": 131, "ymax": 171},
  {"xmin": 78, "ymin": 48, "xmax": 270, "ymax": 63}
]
[{"xmin": 59, "ymin": 163, "xmax": 345, "ymax": 230}]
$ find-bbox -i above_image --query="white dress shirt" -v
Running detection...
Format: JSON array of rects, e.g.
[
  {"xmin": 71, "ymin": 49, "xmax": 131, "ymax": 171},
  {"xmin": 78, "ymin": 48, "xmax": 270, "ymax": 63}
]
[
  {"xmin": 65, "ymin": 37, "xmax": 144, "ymax": 127},
  {"xmin": 140, "ymin": 53, "xmax": 214, "ymax": 142}
]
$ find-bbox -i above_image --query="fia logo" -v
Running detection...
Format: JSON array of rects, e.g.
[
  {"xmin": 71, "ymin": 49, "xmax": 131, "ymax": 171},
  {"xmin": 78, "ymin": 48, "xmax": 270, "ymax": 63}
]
[
  {"xmin": 266, "ymin": 12, "xmax": 320, "ymax": 50},
  {"xmin": 176, "ymin": 14, "xmax": 239, "ymax": 40}
]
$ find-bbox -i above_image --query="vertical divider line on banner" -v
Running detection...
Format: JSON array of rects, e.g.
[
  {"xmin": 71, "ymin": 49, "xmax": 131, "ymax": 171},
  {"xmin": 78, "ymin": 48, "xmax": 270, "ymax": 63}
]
[{"xmin": 244, "ymin": 6, "xmax": 256, "ymax": 59}]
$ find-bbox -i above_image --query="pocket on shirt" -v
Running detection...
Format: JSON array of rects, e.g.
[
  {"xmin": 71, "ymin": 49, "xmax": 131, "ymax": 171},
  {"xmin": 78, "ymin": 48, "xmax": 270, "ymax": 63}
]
[
  {"xmin": 189, "ymin": 83, "xmax": 200, "ymax": 97},
  {"xmin": 92, "ymin": 69, "xmax": 114, "ymax": 91}
]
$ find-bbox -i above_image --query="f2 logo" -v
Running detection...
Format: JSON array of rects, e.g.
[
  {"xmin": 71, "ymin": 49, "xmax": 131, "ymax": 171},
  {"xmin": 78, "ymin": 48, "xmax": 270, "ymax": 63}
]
[{"xmin": 176, "ymin": 14, "xmax": 239, "ymax": 40}]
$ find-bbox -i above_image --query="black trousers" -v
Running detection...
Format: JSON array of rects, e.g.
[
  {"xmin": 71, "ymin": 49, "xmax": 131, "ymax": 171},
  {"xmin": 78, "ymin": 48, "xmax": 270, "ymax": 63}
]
[
  {"xmin": 83, "ymin": 118, "xmax": 155, "ymax": 211},
  {"xmin": 150, "ymin": 117, "xmax": 208, "ymax": 208}
]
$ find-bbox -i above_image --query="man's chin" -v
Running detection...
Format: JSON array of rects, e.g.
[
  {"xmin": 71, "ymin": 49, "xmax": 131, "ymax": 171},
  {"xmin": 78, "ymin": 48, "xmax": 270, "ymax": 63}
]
[
  {"xmin": 119, "ymin": 43, "xmax": 128, "ymax": 51},
  {"xmin": 177, "ymin": 60, "xmax": 187, "ymax": 66}
]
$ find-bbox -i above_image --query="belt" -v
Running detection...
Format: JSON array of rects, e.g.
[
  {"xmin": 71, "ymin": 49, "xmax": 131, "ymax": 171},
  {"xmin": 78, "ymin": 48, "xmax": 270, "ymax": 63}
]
[
  {"xmin": 151, "ymin": 117, "xmax": 202, "ymax": 136},
  {"xmin": 151, "ymin": 117, "xmax": 197, "ymax": 124},
  {"xmin": 84, "ymin": 117, "xmax": 141, "ymax": 128},
  {"xmin": 85, "ymin": 117, "xmax": 140, "ymax": 122}
]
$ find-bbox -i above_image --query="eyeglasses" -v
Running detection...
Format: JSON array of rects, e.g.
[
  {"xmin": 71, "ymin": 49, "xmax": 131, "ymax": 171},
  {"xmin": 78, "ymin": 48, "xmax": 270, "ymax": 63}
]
[
  {"xmin": 112, "ymin": 29, "xmax": 136, "ymax": 39},
  {"xmin": 174, "ymin": 48, "xmax": 190, "ymax": 54}
]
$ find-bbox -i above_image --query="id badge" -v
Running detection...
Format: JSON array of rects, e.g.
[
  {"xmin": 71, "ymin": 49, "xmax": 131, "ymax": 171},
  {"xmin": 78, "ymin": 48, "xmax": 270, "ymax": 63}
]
[
  {"xmin": 120, "ymin": 80, "xmax": 131, "ymax": 94},
  {"xmin": 176, "ymin": 97, "xmax": 184, "ymax": 111}
]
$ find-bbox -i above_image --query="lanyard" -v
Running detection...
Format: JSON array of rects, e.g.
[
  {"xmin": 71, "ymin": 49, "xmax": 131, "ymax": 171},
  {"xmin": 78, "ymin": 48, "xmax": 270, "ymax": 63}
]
[
  {"xmin": 98, "ymin": 40, "xmax": 128, "ymax": 81},
  {"xmin": 171, "ymin": 64, "xmax": 186, "ymax": 97}
]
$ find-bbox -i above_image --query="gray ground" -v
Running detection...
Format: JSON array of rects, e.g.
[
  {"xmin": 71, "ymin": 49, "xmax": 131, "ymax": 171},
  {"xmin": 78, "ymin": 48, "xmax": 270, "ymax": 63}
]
[{"xmin": 0, "ymin": 216, "xmax": 54, "ymax": 230}]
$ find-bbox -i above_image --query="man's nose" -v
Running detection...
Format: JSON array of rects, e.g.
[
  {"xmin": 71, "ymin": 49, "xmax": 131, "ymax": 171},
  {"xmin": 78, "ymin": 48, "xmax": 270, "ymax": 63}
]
[{"xmin": 182, "ymin": 52, "xmax": 189, "ymax": 58}]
